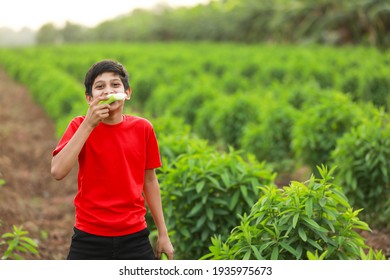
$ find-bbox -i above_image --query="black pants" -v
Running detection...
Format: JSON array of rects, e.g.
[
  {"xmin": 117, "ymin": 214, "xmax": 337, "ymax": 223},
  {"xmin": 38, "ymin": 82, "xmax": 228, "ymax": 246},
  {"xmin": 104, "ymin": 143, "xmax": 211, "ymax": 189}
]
[{"xmin": 67, "ymin": 227, "xmax": 156, "ymax": 260}]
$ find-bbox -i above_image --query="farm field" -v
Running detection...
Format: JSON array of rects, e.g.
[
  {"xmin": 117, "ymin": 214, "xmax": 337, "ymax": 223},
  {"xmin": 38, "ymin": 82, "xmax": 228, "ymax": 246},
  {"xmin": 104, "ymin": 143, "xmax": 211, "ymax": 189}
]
[{"xmin": 0, "ymin": 42, "xmax": 389, "ymax": 259}]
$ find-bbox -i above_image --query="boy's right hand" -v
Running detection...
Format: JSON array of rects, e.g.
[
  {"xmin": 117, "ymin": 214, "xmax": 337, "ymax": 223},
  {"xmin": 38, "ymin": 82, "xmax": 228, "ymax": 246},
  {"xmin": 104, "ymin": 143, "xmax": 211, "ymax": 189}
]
[{"xmin": 85, "ymin": 96, "xmax": 111, "ymax": 128}]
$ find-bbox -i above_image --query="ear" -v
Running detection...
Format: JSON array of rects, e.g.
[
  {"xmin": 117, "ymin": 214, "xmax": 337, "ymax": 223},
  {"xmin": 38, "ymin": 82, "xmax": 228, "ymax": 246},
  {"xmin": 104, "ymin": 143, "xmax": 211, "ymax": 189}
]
[
  {"xmin": 125, "ymin": 88, "xmax": 132, "ymax": 100},
  {"xmin": 86, "ymin": 94, "xmax": 93, "ymax": 104}
]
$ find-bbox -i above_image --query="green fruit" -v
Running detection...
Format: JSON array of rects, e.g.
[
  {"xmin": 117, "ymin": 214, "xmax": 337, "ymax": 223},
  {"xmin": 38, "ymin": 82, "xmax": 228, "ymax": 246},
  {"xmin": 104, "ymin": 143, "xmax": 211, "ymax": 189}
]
[
  {"xmin": 161, "ymin": 252, "xmax": 169, "ymax": 260},
  {"xmin": 98, "ymin": 93, "xmax": 127, "ymax": 105}
]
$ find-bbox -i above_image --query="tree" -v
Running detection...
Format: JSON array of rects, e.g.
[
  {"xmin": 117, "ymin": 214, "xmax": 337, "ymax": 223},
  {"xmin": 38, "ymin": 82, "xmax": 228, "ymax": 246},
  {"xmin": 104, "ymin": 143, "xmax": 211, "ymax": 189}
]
[
  {"xmin": 61, "ymin": 21, "xmax": 90, "ymax": 43},
  {"xmin": 36, "ymin": 23, "xmax": 61, "ymax": 45}
]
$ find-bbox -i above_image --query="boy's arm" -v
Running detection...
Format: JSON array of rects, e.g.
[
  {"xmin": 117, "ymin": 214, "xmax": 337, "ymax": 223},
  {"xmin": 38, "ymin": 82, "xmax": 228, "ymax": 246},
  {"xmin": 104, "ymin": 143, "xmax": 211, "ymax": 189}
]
[
  {"xmin": 143, "ymin": 169, "xmax": 174, "ymax": 260},
  {"xmin": 51, "ymin": 97, "xmax": 110, "ymax": 180},
  {"xmin": 51, "ymin": 120, "xmax": 94, "ymax": 180}
]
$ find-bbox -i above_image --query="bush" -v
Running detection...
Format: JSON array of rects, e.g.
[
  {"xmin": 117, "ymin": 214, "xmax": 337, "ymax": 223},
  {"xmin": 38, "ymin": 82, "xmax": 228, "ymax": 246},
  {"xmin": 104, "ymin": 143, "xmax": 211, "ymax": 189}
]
[
  {"xmin": 194, "ymin": 94, "xmax": 261, "ymax": 149},
  {"xmin": 202, "ymin": 166, "xmax": 376, "ymax": 260},
  {"xmin": 169, "ymin": 80, "xmax": 220, "ymax": 126},
  {"xmin": 158, "ymin": 148, "xmax": 276, "ymax": 259},
  {"xmin": 331, "ymin": 111, "xmax": 390, "ymax": 228},
  {"xmin": 241, "ymin": 98, "xmax": 297, "ymax": 172},
  {"xmin": 151, "ymin": 114, "xmax": 212, "ymax": 165},
  {"xmin": 291, "ymin": 91, "xmax": 363, "ymax": 172},
  {"xmin": 363, "ymin": 73, "xmax": 390, "ymax": 110}
]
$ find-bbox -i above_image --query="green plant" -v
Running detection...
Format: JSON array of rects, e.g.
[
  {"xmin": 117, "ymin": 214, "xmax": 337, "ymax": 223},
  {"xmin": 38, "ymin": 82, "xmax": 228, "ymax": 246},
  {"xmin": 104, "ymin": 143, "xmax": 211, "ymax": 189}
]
[
  {"xmin": 306, "ymin": 247, "xmax": 387, "ymax": 260},
  {"xmin": 358, "ymin": 248, "xmax": 387, "ymax": 260},
  {"xmin": 194, "ymin": 94, "xmax": 261, "ymax": 149},
  {"xmin": 202, "ymin": 165, "xmax": 373, "ymax": 260},
  {"xmin": 331, "ymin": 110, "xmax": 390, "ymax": 228},
  {"xmin": 158, "ymin": 148, "xmax": 276, "ymax": 259},
  {"xmin": 1, "ymin": 225, "xmax": 39, "ymax": 260},
  {"xmin": 149, "ymin": 114, "xmax": 211, "ymax": 164},
  {"xmin": 241, "ymin": 98, "xmax": 297, "ymax": 173},
  {"xmin": 292, "ymin": 91, "xmax": 363, "ymax": 172}
]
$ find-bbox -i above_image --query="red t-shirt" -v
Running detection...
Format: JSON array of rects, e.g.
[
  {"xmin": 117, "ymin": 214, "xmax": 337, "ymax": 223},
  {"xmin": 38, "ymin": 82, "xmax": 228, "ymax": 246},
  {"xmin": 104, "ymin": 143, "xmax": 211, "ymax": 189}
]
[{"xmin": 53, "ymin": 115, "xmax": 162, "ymax": 236}]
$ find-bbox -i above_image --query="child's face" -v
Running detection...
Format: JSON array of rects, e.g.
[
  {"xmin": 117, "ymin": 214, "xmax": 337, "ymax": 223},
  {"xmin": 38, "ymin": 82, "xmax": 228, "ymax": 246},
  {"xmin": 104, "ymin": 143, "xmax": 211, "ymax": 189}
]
[{"xmin": 87, "ymin": 72, "xmax": 131, "ymax": 109}]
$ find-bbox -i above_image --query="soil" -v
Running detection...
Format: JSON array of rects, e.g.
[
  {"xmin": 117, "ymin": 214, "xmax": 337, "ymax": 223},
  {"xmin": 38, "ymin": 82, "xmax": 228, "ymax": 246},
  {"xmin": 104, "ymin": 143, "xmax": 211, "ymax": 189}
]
[{"xmin": 0, "ymin": 68, "xmax": 389, "ymax": 260}]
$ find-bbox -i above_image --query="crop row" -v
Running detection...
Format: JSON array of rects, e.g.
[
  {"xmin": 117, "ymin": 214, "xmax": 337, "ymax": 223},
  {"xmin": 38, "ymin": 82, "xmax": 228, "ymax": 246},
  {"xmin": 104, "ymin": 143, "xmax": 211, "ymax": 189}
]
[{"xmin": 0, "ymin": 43, "xmax": 389, "ymax": 259}]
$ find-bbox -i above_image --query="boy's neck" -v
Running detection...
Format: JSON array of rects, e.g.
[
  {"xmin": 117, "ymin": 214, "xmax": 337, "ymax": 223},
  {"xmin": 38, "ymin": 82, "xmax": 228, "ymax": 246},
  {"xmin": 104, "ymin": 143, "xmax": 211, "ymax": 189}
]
[{"xmin": 102, "ymin": 111, "xmax": 123, "ymax": 125}]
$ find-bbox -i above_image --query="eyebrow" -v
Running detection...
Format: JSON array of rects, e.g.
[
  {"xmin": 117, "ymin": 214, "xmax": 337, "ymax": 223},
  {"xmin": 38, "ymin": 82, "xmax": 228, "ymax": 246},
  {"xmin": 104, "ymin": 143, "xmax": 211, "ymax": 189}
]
[{"xmin": 93, "ymin": 78, "xmax": 122, "ymax": 85}]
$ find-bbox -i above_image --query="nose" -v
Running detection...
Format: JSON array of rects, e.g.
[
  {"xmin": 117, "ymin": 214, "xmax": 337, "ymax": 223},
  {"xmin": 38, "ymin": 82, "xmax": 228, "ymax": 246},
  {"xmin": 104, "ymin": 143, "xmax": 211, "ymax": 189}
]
[{"xmin": 103, "ymin": 88, "xmax": 115, "ymax": 95}]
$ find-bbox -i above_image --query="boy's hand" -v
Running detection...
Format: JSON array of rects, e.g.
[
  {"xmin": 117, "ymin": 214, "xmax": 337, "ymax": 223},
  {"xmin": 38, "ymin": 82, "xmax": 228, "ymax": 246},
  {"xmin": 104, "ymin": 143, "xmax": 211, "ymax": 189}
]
[
  {"xmin": 156, "ymin": 234, "xmax": 174, "ymax": 260},
  {"xmin": 85, "ymin": 96, "xmax": 111, "ymax": 128}
]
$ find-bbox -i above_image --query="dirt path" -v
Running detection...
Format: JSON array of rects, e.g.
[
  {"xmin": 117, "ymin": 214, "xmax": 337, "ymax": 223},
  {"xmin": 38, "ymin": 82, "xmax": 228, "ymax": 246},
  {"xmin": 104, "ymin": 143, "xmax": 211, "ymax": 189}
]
[
  {"xmin": 0, "ymin": 68, "xmax": 76, "ymax": 259},
  {"xmin": 0, "ymin": 68, "xmax": 389, "ymax": 259}
]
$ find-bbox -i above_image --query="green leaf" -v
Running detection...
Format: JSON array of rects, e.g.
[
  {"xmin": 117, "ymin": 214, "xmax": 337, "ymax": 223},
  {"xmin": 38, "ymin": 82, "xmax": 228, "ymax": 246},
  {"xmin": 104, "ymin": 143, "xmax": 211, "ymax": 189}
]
[
  {"xmin": 21, "ymin": 243, "xmax": 39, "ymax": 254},
  {"xmin": 305, "ymin": 197, "xmax": 313, "ymax": 218},
  {"xmin": 251, "ymin": 245, "xmax": 261, "ymax": 259},
  {"xmin": 243, "ymin": 250, "xmax": 251, "ymax": 260},
  {"xmin": 302, "ymin": 216, "xmax": 328, "ymax": 232},
  {"xmin": 20, "ymin": 237, "xmax": 38, "ymax": 247},
  {"xmin": 292, "ymin": 213, "xmax": 299, "ymax": 228},
  {"xmin": 195, "ymin": 181, "xmax": 205, "ymax": 194},
  {"xmin": 209, "ymin": 197, "xmax": 229, "ymax": 207},
  {"xmin": 207, "ymin": 176, "xmax": 224, "ymax": 191},
  {"xmin": 208, "ymin": 221, "xmax": 216, "ymax": 232},
  {"xmin": 319, "ymin": 197, "xmax": 327, "ymax": 207},
  {"xmin": 201, "ymin": 230, "xmax": 209, "ymax": 242},
  {"xmin": 221, "ymin": 172, "xmax": 230, "ymax": 187},
  {"xmin": 229, "ymin": 190, "xmax": 240, "ymax": 211},
  {"xmin": 271, "ymin": 246, "xmax": 279, "ymax": 260},
  {"xmin": 187, "ymin": 203, "xmax": 203, "ymax": 218},
  {"xmin": 280, "ymin": 242, "xmax": 299, "ymax": 258},
  {"xmin": 15, "ymin": 245, "xmax": 28, "ymax": 253},
  {"xmin": 240, "ymin": 185, "xmax": 248, "ymax": 200},
  {"xmin": 298, "ymin": 227, "xmax": 307, "ymax": 241},
  {"xmin": 206, "ymin": 207, "xmax": 214, "ymax": 221},
  {"xmin": 194, "ymin": 215, "xmax": 207, "ymax": 231},
  {"xmin": 330, "ymin": 189, "xmax": 350, "ymax": 208},
  {"xmin": 1, "ymin": 233, "xmax": 14, "ymax": 239},
  {"xmin": 307, "ymin": 239, "xmax": 323, "ymax": 251}
]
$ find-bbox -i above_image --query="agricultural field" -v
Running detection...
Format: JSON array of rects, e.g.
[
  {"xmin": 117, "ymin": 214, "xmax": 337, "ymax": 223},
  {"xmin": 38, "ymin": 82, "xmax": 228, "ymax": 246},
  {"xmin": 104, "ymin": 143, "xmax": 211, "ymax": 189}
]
[{"xmin": 0, "ymin": 43, "xmax": 389, "ymax": 259}]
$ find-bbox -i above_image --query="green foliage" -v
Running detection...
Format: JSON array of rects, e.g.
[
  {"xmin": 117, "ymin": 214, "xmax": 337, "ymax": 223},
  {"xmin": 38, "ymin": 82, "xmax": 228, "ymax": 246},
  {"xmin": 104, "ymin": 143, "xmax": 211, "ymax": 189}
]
[
  {"xmin": 194, "ymin": 94, "xmax": 261, "ymax": 149},
  {"xmin": 0, "ymin": 48, "xmax": 85, "ymax": 137},
  {"xmin": 362, "ymin": 70, "xmax": 390, "ymax": 108},
  {"xmin": 170, "ymin": 82, "xmax": 219, "ymax": 126},
  {"xmin": 33, "ymin": 0, "xmax": 390, "ymax": 48},
  {"xmin": 1, "ymin": 43, "xmax": 390, "ymax": 260},
  {"xmin": 202, "ymin": 166, "xmax": 373, "ymax": 260},
  {"xmin": 306, "ymin": 247, "xmax": 387, "ymax": 260},
  {"xmin": 292, "ymin": 91, "xmax": 363, "ymax": 172},
  {"xmin": 1, "ymin": 225, "xmax": 39, "ymax": 260},
  {"xmin": 331, "ymin": 110, "xmax": 390, "ymax": 228},
  {"xmin": 358, "ymin": 248, "xmax": 387, "ymax": 260},
  {"xmin": 241, "ymin": 97, "xmax": 297, "ymax": 172},
  {"xmin": 158, "ymin": 148, "xmax": 276, "ymax": 259},
  {"xmin": 151, "ymin": 114, "xmax": 211, "ymax": 164}
]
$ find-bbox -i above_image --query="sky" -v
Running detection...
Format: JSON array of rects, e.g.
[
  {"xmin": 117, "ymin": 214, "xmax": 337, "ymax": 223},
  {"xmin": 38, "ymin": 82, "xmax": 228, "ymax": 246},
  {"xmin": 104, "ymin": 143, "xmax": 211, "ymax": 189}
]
[{"xmin": 0, "ymin": 0, "xmax": 210, "ymax": 31}]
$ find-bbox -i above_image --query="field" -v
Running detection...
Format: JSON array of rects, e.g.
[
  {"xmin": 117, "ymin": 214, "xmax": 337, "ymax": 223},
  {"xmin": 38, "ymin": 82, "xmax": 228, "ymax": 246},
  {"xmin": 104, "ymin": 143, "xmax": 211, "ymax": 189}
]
[{"xmin": 0, "ymin": 43, "xmax": 389, "ymax": 259}]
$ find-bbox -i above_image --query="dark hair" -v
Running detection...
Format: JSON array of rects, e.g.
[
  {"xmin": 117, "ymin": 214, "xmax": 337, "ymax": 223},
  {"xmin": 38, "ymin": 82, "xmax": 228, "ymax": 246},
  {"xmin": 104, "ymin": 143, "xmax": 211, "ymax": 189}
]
[{"xmin": 84, "ymin": 59, "xmax": 130, "ymax": 96}]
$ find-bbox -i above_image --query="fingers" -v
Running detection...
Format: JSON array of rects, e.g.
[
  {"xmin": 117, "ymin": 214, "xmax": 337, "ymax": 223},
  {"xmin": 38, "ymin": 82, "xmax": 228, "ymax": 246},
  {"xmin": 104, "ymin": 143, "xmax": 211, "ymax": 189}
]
[
  {"xmin": 166, "ymin": 251, "xmax": 174, "ymax": 260},
  {"xmin": 157, "ymin": 249, "xmax": 174, "ymax": 260},
  {"xmin": 85, "ymin": 97, "xmax": 111, "ymax": 127}
]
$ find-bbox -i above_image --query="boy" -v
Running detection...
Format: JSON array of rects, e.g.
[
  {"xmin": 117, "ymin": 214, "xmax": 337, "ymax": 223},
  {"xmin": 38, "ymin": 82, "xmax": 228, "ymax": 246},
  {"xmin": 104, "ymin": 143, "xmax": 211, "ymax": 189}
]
[{"xmin": 51, "ymin": 59, "xmax": 174, "ymax": 260}]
